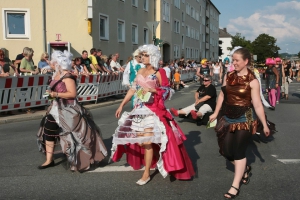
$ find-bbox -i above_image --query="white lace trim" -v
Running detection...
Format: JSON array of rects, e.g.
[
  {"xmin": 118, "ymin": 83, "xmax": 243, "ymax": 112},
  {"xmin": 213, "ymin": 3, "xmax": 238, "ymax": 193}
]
[{"xmin": 111, "ymin": 106, "xmax": 169, "ymax": 178}]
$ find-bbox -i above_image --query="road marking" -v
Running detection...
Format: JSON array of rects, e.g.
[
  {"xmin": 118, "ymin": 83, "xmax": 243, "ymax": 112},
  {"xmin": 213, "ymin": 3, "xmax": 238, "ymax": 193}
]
[
  {"xmin": 277, "ymin": 159, "xmax": 300, "ymax": 164},
  {"xmin": 88, "ymin": 165, "xmax": 156, "ymax": 172},
  {"xmin": 271, "ymin": 155, "xmax": 278, "ymax": 158}
]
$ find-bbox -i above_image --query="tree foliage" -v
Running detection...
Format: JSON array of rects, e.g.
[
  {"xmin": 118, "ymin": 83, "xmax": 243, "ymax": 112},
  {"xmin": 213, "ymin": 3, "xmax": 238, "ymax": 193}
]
[
  {"xmin": 230, "ymin": 33, "xmax": 253, "ymax": 52},
  {"xmin": 298, "ymin": 51, "xmax": 300, "ymax": 58},
  {"xmin": 252, "ymin": 33, "xmax": 280, "ymax": 62}
]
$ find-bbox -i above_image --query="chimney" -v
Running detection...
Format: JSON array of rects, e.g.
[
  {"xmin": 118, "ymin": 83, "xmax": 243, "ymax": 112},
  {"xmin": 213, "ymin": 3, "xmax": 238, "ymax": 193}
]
[{"xmin": 223, "ymin": 27, "xmax": 227, "ymax": 33}]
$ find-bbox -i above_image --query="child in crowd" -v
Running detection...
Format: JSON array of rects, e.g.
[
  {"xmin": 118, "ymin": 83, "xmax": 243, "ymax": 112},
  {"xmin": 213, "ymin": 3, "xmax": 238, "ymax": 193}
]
[{"xmin": 174, "ymin": 69, "xmax": 181, "ymax": 90}]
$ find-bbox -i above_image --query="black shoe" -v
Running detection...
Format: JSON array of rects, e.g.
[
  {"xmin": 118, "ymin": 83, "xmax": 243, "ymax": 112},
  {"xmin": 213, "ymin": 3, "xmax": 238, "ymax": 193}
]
[
  {"xmin": 224, "ymin": 186, "xmax": 240, "ymax": 199},
  {"xmin": 38, "ymin": 161, "xmax": 55, "ymax": 169},
  {"xmin": 241, "ymin": 165, "xmax": 251, "ymax": 185},
  {"xmin": 268, "ymin": 106, "xmax": 275, "ymax": 110}
]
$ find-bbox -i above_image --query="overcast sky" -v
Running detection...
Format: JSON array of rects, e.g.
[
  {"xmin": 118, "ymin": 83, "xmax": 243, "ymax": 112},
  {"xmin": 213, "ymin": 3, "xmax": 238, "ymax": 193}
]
[{"xmin": 211, "ymin": 0, "xmax": 300, "ymax": 54}]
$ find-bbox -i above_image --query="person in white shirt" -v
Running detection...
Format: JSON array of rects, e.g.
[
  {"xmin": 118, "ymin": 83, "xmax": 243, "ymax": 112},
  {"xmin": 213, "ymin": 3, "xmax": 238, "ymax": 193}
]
[
  {"xmin": 163, "ymin": 64, "xmax": 171, "ymax": 82},
  {"xmin": 123, "ymin": 49, "xmax": 144, "ymax": 87},
  {"xmin": 110, "ymin": 53, "xmax": 124, "ymax": 72}
]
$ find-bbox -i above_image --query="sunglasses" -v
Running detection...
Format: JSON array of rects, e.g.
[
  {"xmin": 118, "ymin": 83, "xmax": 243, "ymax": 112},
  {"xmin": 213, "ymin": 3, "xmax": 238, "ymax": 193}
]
[
  {"xmin": 142, "ymin": 54, "xmax": 149, "ymax": 57},
  {"xmin": 203, "ymin": 79, "xmax": 210, "ymax": 82},
  {"xmin": 136, "ymin": 56, "xmax": 142, "ymax": 58}
]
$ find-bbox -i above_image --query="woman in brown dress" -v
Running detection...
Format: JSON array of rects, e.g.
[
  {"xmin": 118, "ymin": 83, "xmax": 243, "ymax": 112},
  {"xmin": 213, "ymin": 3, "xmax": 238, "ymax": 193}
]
[
  {"xmin": 37, "ymin": 50, "xmax": 107, "ymax": 171},
  {"xmin": 209, "ymin": 47, "xmax": 270, "ymax": 199}
]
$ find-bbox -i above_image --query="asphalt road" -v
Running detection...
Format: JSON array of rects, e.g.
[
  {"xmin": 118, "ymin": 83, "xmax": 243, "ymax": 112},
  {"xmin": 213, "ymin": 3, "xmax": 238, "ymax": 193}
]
[{"xmin": 0, "ymin": 81, "xmax": 300, "ymax": 200}]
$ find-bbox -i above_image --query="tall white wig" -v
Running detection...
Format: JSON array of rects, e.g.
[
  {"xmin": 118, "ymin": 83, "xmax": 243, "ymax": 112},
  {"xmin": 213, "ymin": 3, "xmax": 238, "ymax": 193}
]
[
  {"xmin": 51, "ymin": 50, "xmax": 73, "ymax": 79},
  {"xmin": 138, "ymin": 44, "xmax": 161, "ymax": 69}
]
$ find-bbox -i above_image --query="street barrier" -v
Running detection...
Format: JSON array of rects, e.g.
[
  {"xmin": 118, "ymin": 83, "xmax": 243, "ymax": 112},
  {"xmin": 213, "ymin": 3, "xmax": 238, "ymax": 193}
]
[
  {"xmin": 0, "ymin": 75, "xmax": 50, "ymax": 112},
  {"xmin": 0, "ymin": 69, "xmax": 196, "ymax": 112}
]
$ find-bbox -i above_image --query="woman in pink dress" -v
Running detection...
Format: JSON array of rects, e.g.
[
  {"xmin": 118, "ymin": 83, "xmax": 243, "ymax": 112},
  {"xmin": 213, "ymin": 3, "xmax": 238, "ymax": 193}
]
[{"xmin": 112, "ymin": 44, "xmax": 195, "ymax": 185}]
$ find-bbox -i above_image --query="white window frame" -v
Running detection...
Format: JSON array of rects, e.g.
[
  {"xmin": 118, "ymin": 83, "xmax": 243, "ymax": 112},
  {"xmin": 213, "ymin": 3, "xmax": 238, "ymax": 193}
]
[
  {"xmin": 2, "ymin": 8, "xmax": 31, "ymax": 39},
  {"xmin": 163, "ymin": 1, "xmax": 170, "ymax": 22},
  {"xmin": 174, "ymin": 44, "xmax": 180, "ymax": 58},
  {"xmin": 117, "ymin": 19, "xmax": 125, "ymax": 43},
  {"xmin": 174, "ymin": 19, "xmax": 180, "ymax": 34},
  {"xmin": 174, "ymin": 0, "xmax": 180, "ymax": 9},
  {"xmin": 132, "ymin": 0, "xmax": 138, "ymax": 7},
  {"xmin": 143, "ymin": 0, "xmax": 149, "ymax": 11},
  {"xmin": 132, "ymin": 23, "xmax": 138, "ymax": 44},
  {"xmin": 99, "ymin": 13, "xmax": 109, "ymax": 40},
  {"xmin": 143, "ymin": 27, "xmax": 149, "ymax": 44}
]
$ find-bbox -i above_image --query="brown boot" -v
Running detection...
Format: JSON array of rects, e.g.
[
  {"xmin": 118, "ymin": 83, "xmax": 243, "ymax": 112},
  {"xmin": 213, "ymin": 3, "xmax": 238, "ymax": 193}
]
[{"xmin": 285, "ymin": 94, "xmax": 288, "ymax": 100}]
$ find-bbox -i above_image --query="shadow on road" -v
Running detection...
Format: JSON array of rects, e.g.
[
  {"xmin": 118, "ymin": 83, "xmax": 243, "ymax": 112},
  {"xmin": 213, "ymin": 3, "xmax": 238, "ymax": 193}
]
[{"xmin": 184, "ymin": 130, "xmax": 201, "ymax": 179}]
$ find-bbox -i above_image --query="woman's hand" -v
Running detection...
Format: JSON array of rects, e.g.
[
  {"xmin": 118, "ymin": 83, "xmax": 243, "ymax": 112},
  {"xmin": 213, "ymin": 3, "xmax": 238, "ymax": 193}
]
[
  {"xmin": 115, "ymin": 106, "xmax": 123, "ymax": 118},
  {"xmin": 142, "ymin": 88, "xmax": 150, "ymax": 95},
  {"xmin": 264, "ymin": 126, "xmax": 270, "ymax": 137},
  {"xmin": 209, "ymin": 112, "xmax": 218, "ymax": 123}
]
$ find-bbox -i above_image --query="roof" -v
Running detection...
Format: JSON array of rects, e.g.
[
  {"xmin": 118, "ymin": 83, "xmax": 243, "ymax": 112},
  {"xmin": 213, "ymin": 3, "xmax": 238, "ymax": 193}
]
[{"xmin": 219, "ymin": 28, "xmax": 232, "ymax": 38}]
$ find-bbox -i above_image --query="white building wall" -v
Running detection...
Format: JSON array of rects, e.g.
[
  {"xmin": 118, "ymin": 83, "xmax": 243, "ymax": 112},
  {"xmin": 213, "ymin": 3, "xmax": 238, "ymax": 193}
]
[{"xmin": 220, "ymin": 37, "xmax": 232, "ymax": 62}]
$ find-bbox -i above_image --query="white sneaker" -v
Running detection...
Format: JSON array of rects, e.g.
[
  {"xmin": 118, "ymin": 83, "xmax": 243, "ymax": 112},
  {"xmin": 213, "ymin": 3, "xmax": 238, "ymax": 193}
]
[{"xmin": 184, "ymin": 85, "xmax": 189, "ymax": 88}]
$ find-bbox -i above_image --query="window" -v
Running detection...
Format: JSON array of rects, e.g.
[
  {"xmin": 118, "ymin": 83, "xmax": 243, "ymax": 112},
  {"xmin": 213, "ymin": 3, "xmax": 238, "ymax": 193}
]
[
  {"xmin": 117, "ymin": 20, "xmax": 125, "ymax": 42},
  {"xmin": 143, "ymin": 28, "xmax": 149, "ymax": 44},
  {"xmin": 99, "ymin": 14, "xmax": 109, "ymax": 40},
  {"xmin": 132, "ymin": 0, "xmax": 138, "ymax": 7},
  {"xmin": 163, "ymin": 1, "xmax": 170, "ymax": 22},
  {"xmin": 182, "ymin": 35, "xmax": 184, "ymax": 49},
  {"xmin": 182, "ymin": 0, "xmax": 185, "ymax": 3},
  {"xmin": 182, "ymin": 12, "xmax": 185, "ymax": 22},
  {"xmin": 174, "ymin": 45, "xmax": 180, "ymax": 58},
  {"xmin": 199, "ymin": 6, "xmax": 202, "ymax": 16},
  {"xmin": 174, "ymin": 0, "xmax": 180, "ymax": 9},
  {"xmin": 3, "ymin": 9, "xmax": 30, "ymax": 39},
  {"xmin": 174, "ymin": 19, "xmax": 180, "ymax": 33},
  {"xmin": 186, "ymin": 26, "xmax": 190, "ymax": 37},
  {"xmin": 143, "ymin": 0, "xmax": 149, "ymax": 11},
  {"xmin": 132, "ymin": 24, "xmax": 138, "ymax": 44}
]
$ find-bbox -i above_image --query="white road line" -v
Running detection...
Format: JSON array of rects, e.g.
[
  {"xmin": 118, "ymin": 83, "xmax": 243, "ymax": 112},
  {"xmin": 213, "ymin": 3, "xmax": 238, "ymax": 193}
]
[
  {"xmin": 88, "ymin": 165, "xmax": 156, "ymax": 173},
  {"xmin": 271, "ymin": 155, "xmax": 279, "ymax": 158},
  {"xmin": 277, "ymin": 159, "xmax": 300, "ymax": 164}
]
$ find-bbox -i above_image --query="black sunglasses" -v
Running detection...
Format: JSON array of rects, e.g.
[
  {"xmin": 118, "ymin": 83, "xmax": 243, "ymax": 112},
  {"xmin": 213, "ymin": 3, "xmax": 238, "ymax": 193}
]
[{"xmin": 203, "ymin": 79, "xmax": 210, "ymax": 82}]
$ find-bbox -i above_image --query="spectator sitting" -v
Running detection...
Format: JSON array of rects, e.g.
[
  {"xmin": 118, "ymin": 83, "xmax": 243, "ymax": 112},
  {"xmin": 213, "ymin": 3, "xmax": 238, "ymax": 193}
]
[
  {"xmin": 19, "ymin": 48, "xmax": 38, "ymax": 75},
  {"xmin": 170, "ymin": 75, "xmax": 217, "ymax": 120},
  {"xmin": 38, "ymin": 52, "xmax": 50, "ymax": 71},
  {"xmin": 0, "ymin": 49, "xmax": 19, "ymax": 76}
]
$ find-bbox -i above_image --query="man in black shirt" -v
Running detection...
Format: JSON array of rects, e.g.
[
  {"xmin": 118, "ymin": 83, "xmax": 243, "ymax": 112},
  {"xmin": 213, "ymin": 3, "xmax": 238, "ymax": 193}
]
[
  {"xmin": 170, "ymin": 74, "xmax": 217, "ymax": 120},
  {"xmin": 80, "ymin": 50, "xmax": 93, "ymax": 73}
]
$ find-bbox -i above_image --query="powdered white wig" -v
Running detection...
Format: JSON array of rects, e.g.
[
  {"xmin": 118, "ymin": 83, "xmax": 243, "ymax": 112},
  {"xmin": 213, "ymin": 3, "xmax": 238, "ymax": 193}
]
[
  {"xmin": 138, "ymin": 44, "xmax": 161, "ymax": 69},
  {"xmin": 132, "ymin": 49, "xmax": 140, "ymax": 57},
  {"xmin": 51, "ymin": 50, "xmax": 73, "ymax": 79}
]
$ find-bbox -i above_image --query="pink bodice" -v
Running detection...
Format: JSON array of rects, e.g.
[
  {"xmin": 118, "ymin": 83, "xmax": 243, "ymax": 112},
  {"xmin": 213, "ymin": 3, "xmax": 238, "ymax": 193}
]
[
  {"xmin": 49, "ymin": 80, "xmax": 75, "ymax": 103},
  {"xmin": 50, "ymin": 80, "xmax": 68, "ymax": 93},
  {"xmin": 135, "ymin": 74, "xmax": 159, "ymax": 88}
]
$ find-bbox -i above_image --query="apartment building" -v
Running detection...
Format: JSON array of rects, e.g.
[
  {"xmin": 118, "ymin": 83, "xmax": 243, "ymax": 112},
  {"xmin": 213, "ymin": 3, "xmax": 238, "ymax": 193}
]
[
  {"xmin": 157, "ymin": 0, "xmax": 220, "ymax": 62},
  {"xmin": 0, "ymin": 0, "xmax": 219, "ymax": 64}
]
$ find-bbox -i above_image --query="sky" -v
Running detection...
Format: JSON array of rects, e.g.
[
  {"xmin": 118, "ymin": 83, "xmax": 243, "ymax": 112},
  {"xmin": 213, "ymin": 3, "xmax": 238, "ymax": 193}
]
[{"xmin": 211, "ymin": 0, "xmax": 300, "ymax": 54}]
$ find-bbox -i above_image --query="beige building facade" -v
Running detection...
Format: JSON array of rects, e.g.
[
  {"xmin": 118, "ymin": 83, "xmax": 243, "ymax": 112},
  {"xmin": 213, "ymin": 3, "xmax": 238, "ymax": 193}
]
[{"xmin": 0, "ymin": 0, "xmax": 219, "ymax": 65}]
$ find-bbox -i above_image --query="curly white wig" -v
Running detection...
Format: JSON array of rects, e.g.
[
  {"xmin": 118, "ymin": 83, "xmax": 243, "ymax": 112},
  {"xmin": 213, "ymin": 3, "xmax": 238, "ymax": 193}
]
[
  {"xmin": 138, "ymin": 44, "xmax": 161, "ymax": 69},
  {"xmin": 51, "ymin": 50, "xmax": 73, "ymax": 79}
]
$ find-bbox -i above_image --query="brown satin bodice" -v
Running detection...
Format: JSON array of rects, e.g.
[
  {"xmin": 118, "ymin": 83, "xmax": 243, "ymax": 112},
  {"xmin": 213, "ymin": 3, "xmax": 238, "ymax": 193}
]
[{"xmin": 225, "ymin": 69, "xmax": 256, "ymax": 106}]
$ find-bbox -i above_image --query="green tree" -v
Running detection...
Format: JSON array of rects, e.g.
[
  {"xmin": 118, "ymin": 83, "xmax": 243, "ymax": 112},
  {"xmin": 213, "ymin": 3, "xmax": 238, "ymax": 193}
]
[
  {"xmin": 230, "ymin": 33, "xmax": 253, "ymax": 52},
  {"xmin": 252, "ymin": 33, "xmax": 280, "ymax": 62},
  {"xmin": 297, "ymin": 51, "xmax": 300, "ymax": 58}
]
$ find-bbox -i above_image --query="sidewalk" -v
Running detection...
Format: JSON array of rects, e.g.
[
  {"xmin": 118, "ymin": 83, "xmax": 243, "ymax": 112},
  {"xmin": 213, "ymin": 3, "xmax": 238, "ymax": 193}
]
[{"xmin": 0, "ymin": 97, "xmax": 124, "ymax": 124}]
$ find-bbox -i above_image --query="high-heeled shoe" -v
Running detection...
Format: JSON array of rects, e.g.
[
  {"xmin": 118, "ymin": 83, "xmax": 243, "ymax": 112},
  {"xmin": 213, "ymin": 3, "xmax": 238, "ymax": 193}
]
[
  {"xmin": 38, "ymin": 160, "xmax": 55, "ymax": 169},
  {"xmin": 136, "ymin": 177, "xmax": 150, "ymax": 186},
  {"xmin": 224, "ymin": 186, "xmax": 240, "ymax": 199},
  {"xmin": 241, "ymin": 165, "xmax": 252, "ymax": 185}
]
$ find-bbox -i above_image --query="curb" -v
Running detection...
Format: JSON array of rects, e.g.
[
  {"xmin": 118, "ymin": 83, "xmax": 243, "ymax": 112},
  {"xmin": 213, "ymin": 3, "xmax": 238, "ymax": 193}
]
[{"xmin": 0, "ymin": 98, "xmax": 123, "ymax": 125}]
